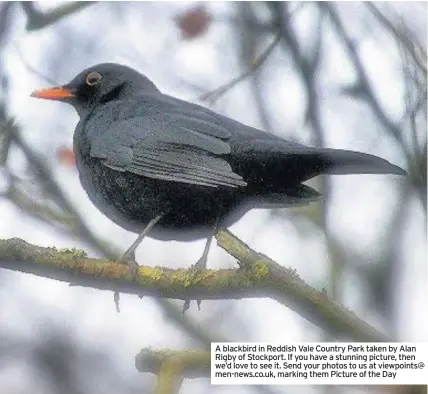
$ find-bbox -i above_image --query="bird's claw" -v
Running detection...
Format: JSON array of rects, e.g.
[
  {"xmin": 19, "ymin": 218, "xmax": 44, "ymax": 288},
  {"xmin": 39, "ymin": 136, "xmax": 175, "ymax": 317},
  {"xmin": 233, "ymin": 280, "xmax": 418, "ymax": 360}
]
[
  {"xmin": 193, "ymin": 255, "xmax": 207, "ymax": 271},
  {"xmin": 118, "ymin": 251, "xmax": 140, "ymax": 278},
  {"xmin": 114, "ymin": 251, "xmax": 140, "ymax": 313},
  {"xmin": 114, "ymin": 291, "xmax": 121, "ymax": 313},
  {"xmin": 182, "ymin": 257, "xmax": 207, "ymax": 313},
  {"xmin": 182, "ymin": 300, "xmax": 190, "ymax": 314}
]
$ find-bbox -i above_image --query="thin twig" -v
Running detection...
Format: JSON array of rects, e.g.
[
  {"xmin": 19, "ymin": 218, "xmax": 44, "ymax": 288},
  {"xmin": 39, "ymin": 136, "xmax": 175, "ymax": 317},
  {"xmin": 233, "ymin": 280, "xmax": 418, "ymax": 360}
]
[
  {"xmin": 21, "ymin": 2, "xmax": 97, "ymax": 31},
  {"xmin": 198, "ymin": 32, "xmax": 281, "ymax": 104},
  {"xmin": 365, "ymin": 2, "xmax": 427, "ymax": 76},
  {"xmin": 273, "ymin": 1, "xmax": 324, "ymax": 145},
  {"xmin": 8, "ymin": 121, "xmax": 117, "ymax": 258},
  {"xmin": 15, "ymin": 45, "xmax": 59, "ymax": 85},
  {"xmin": 236, "ymin": 2, "xmax": 275, "ymax": 133},
  {"xmin": 0, "ymin": 119, "xmax": 14, "ymax": 166},
  {"xmin": 321, "ymin": 3, "xmax": 406, "ymax": 146}
]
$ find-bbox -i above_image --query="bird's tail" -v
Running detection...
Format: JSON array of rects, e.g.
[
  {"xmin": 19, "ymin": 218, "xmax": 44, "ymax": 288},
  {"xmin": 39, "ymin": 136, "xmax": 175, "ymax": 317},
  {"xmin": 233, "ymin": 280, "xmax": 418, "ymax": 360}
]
[{"xmin": 316, "ymin": 149, "xmax": 407, "ymax": 176}]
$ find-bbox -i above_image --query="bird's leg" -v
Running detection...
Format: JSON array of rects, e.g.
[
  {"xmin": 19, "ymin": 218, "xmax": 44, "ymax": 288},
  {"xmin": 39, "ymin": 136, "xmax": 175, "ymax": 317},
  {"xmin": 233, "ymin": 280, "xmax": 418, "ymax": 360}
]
[
  {"xmin": 183, "ymin": 218, "xmax": 220, "ymax": 313},
  {"xmin": 119, "ymin": 213, "xmax": 164, "ymax": 274},
  {"xmin": 194, "ymin": 231, "xmax": 214, "ymax": 271},
  {"xmin": 114, "ymin": 213, "xmax": 164, "ymax": 313}
]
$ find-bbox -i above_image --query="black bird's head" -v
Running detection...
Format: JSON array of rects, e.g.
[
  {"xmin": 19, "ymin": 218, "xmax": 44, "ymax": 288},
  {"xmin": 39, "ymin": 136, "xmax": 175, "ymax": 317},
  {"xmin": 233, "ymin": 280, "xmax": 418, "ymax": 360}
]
[{"xmin": 31, "ymin": 63, "xmax": 159, "ymax": 116}]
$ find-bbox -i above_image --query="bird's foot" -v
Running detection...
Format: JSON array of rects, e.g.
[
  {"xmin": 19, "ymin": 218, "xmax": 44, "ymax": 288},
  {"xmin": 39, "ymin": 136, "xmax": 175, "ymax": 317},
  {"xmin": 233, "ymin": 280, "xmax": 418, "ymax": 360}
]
[
  {"xmin": 182, "ymin": 256, "xmax": 207, "ymax": 313},
  {"xmin": 118, "ymin": 249, "xmax": 140, "ymax": 277},
  {"xmin": 193, "ymin": 255, "xmax": 208, "ymax": 271},
  {"xmin": 114, "ymin": 250, "xmax": 141, "ymax": 313},
  {"xmin": 182, "ymin": 299, "xmax": 202, "ymax": 314}
]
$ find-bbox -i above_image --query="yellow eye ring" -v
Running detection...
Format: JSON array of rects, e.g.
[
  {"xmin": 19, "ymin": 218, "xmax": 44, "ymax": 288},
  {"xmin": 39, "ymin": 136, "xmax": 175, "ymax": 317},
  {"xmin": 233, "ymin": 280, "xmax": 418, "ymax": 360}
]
[{"xmin": 86, "ymin": 71, "xmax": 102, "ymax": 86}]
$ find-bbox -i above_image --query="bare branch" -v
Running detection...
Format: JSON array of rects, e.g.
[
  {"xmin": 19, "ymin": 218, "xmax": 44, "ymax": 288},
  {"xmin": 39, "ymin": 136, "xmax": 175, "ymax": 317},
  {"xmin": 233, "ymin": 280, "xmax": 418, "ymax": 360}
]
[
  {"xmin": 14, "ymin": 45, "xmax": 59, "ymax": 85},
  {"xmin": 0, "ymin": 231, "xmax": 391, "ymax": 342},
  {"xmin": 136, "ymin": 348, "xmax": 210, "ymax": 379},
  {"xmin": 321, "ymin": 3, "xmax": 405, "ymax": 146},
  {"xmin": 21, "ymin": 1, "xmax": 97, "ymax": 31},
  {"xmin": 272, "ymin": 2, "xmax": 324, "ymax": 145},
  {"xmin": 196, "ymin": 3, "xmax": 306, "ymax": 106},
  {"xmin": 6, "ymin": 182, "xmax": 77, "ymax": 231},
  {"xmin": 7, "ymin": 120, "xmax": 117, "ymax": 258},
  {"xmin": 0, "ymin": 118, "xmax": 13, "ymax": 166},
  {"xmin": 365, "ymin": 2, "xmax": 427, "ymax": 77},
  {"xmin": 216, "ymin": 230, "xmax": 390, "ymax": 342},
  {"xmin": 198, "ymin": 33, "xmax": 281, "ymax": 104}
]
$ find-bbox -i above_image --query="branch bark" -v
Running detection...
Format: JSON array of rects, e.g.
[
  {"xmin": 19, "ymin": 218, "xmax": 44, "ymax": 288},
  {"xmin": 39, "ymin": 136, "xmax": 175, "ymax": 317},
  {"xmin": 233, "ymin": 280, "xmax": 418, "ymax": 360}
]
[
  {"xmin": 136, "ymin": 349, "xmax": 210, "ymax": 394},
  {"xmin": 0, "ymin": 230, "xmax": 390, "ymax": 342}
]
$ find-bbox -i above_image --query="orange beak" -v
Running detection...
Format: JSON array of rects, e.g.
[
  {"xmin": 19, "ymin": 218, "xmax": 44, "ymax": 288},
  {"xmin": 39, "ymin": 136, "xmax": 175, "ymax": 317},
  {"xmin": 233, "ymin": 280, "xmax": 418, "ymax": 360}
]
[{"xmin": 31, "ymin": 86, "xmax": 75, "ymax": 100}]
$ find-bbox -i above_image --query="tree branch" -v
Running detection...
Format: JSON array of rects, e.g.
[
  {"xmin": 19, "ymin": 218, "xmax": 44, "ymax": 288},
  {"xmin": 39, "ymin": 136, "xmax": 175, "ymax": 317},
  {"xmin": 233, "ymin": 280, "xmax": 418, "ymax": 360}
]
[
  {"xmin": 136, "ymin": 349, "xmax": 210, "ymax": 393},
  {"xmin": 21, "ymin": 1, "xmax": 97, "ymax": 31},
  {"xmin": 197, "ymin": 32, "xmax": 281, "ymax": 104},
  {"xmin": 321, "ymin": 3, "xmax": 406, "ymax": 147},
  {"xmin": 365, "ymin": 2, "xmax": 427, "ymax": 76},
  {"xmin": 136, "ymin": 348, "xmax": 210, "ymax": 377},
  {"xmin": 0, "ymin": 230, "xmax": 390, "ymax": 342}
]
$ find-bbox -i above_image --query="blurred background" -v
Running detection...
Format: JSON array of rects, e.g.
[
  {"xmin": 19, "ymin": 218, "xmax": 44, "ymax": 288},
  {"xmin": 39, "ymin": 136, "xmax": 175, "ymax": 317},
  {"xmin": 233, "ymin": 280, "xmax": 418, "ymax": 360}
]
[{"xmin": 0, "ymin": 2, "xmax": 426, "ymax": 394}]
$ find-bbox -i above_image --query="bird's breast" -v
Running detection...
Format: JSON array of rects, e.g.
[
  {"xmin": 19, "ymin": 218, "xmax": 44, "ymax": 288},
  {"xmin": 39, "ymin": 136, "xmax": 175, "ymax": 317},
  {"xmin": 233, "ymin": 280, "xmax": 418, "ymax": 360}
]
[{"xmin": 72, "ymin": 136, "xmax": 243, "ymax": 240}]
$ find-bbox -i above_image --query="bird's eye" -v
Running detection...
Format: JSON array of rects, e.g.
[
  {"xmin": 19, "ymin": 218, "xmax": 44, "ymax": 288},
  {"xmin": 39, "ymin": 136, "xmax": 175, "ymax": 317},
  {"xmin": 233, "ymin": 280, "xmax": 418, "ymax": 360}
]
[{"xmin": 86, "ymin": 72, "xmax": 102, "ymax": 86}]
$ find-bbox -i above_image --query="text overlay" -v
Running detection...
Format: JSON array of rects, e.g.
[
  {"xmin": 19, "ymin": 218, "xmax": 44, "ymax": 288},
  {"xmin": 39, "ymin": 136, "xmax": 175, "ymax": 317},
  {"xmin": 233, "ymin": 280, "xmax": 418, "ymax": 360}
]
[{"xmin": 211, "ymin": 342, "xmax": 428, "ymax": 385}]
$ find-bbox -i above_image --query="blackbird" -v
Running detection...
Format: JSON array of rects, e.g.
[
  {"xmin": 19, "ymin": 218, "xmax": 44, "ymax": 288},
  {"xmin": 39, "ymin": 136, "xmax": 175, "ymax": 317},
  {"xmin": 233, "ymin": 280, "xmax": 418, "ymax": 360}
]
[{"xmin": 31, "ymin": 63, "xmax": 406, "ymax": 270}]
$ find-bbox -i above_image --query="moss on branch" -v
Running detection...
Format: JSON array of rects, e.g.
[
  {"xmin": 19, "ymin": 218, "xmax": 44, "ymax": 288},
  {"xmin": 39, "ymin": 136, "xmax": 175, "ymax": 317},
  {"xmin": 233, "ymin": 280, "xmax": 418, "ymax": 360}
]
[{"xmin": 0, "ymin": 231, "xmax": 390, "ymax": 342}]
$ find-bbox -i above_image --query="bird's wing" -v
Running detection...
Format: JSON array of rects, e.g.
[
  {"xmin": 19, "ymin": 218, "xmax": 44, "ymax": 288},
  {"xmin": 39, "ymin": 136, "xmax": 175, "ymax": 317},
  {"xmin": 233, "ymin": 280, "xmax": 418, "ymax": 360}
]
[{"xmin": 89, "ymin": 115, "xmax": 247, "ymax": 188}]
